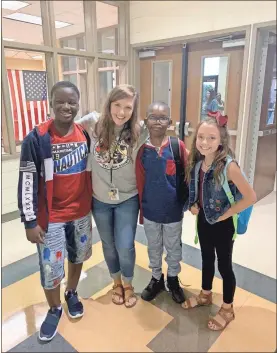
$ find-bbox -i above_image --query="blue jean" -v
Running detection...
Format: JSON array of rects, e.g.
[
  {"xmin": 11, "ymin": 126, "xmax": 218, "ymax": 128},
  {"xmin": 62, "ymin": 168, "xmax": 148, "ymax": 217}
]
[{"xmin": 92, "ymin": 195, "xmax": 139, "ymax": 283}]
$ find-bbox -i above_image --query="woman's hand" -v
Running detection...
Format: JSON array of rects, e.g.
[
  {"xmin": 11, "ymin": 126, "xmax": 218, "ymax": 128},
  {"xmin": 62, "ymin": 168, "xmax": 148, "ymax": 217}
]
[
  {"xmin": 76, "ymin": 111, "xmax": 100, "ymax": 135},
  {"xmin": 190, "ymin": 204, "xmax": 199, "ymax": 216}
]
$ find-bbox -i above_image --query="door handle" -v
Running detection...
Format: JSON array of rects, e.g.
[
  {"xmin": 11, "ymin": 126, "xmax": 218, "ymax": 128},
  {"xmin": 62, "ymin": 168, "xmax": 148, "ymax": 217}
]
[
  {"xmin": 184, "ymin": 121, "xmax": 190, "ymax": 137},
  {"xmin": 175, "ymin": 122, "xmax": 180, "ymax": 136},
  {"xmin": 258, "ymin": 129, "xmax": 277, "ymax": 136},
  {"xmin": 175, "ymin": 121, "xmax": 191, "ymax": 137}
]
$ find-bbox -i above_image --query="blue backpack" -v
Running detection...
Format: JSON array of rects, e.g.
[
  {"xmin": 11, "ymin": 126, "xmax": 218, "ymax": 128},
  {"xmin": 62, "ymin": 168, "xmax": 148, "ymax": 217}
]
[{"xmin": 222, "ymin": 156, "xmax": 253, "ymax": 238}]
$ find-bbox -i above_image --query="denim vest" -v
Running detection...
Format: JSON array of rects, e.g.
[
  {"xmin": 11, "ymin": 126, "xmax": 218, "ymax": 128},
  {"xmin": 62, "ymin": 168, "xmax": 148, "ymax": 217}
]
[{"xmin": 188, "ymin": 159, "xmax": 242, "ymax": 224}]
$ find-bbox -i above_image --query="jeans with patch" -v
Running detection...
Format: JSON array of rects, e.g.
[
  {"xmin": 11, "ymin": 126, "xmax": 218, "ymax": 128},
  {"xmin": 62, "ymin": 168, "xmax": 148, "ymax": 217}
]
[{"xmin": 37, "ymin": 212, "xmax": 92, "ymax": 290}]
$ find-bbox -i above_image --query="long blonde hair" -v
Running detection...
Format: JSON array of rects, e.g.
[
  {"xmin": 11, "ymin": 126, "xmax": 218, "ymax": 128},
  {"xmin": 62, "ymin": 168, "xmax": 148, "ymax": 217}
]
[
  {"xmin": 95, "ymin": 84, "xmax": 140, "ymax": 156},
  {"xmin": 186, "ymin": 116, "xmax": 235, "ymax": 187}
]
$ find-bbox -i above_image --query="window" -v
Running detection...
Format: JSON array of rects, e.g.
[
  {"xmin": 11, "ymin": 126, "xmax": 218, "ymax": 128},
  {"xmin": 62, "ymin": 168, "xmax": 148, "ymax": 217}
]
[
  {"xmin": 267, "ymin": 53, "xmax": 276, "ymax": 126},
  {"xmin": 53, "ymin": 1, "xmax": 86, "ymax": 51},
  {"xmin": 98, "ymin": 60, "xmax": 119, "ymax": 110},
  {"xmin": 2, "ymin": 1, "xmax": 128, "ymax": 156},
  {"xmin": 96, "ymin": 2, "xmax": 119, "ymax": 55},
  {"xmin": 2, "ymin": 1, "xmax": 44, "ymax": 45},
  {"xmin": 59, "ymin": 55, "xmax": 88, "ymax": 118}
]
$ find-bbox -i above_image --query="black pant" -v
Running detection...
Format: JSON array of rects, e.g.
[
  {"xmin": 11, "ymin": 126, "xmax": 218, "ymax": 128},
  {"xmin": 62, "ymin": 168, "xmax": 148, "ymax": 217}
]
[{"xmin": 198, "ymin": 208, "xmax": 236, "ymax": 304}]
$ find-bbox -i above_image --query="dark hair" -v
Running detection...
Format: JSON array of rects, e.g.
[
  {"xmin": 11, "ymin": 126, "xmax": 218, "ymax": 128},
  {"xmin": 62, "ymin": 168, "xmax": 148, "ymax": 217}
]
[
  {"xmin": 50, "ymin": 81, "xmax": 80, "ymax": 100},
  {"xmin": 146, "ymin": 101, "xmax": 170, "ymax": 116},
  {"xmin": 207, "ymin": 89, "xmax": 216, "ymax": 104}
]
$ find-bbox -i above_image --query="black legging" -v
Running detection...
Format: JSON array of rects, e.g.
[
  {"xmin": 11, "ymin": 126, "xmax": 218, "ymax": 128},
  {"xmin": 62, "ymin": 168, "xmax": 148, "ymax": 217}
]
[{"xmin": 198, "ymin": 208, "xmax": 236, "ymax": 304}]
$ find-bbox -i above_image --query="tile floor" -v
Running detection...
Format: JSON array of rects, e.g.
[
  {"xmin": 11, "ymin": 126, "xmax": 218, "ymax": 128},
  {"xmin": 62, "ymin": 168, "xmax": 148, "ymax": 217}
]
[
  {"xmin": 1, "ymin": 193, "xmax": 276, "ymax": 352},
  {"xmin": 2, "ymin": 229, "xmax": 276, "ymax": 352}
]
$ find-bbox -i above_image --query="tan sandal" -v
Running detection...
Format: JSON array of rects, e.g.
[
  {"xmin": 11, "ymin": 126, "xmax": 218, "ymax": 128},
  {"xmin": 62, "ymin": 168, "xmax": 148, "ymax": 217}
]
[
  {"xmin": 182, "ymin": 290, "xmax": 212, "ymax": 309},
  {"xmin": 123, "ymin": 285, "xmax": 137, "ymax": 308},
  {"xmin": 208, "ymin": 304, "xmax": 235, "ymax": 331},
  {"xmin": 112, "ymin": 284, "xmax": 125, "ymax": 305}
]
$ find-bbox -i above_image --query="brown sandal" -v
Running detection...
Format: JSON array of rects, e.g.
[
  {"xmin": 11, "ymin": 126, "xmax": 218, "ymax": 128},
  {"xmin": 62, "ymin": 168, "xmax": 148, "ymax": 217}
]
[
  {"xmin": 123, "ymin": 285, "xmax": 137, "ymax": 308},
  {"xmin": 112, "ymin": 284, "xmax": 125, "ymax": 305},
  {"xmin": 208, "ymin": 304, "xmax": 235, "ymax": 331},
  {"xmin": 182, "ymin": 290, "xmax": 212, "ymax": 309}
]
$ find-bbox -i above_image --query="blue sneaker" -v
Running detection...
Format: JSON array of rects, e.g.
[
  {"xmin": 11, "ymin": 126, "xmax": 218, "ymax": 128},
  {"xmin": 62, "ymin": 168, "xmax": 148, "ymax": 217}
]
[
  {"xmin": 39, "ymin": 307, "xmax": 63, "ymax": 341},
  {"xmin": 65, "ymin": 290, "xmax": 84, "ymax": 319}
]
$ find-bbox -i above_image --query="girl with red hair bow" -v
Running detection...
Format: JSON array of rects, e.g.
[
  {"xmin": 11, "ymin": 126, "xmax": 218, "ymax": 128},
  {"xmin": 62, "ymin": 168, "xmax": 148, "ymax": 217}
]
[{"xmin": 182, "ymin": 112, "xmax": 256, "ymax": 331}]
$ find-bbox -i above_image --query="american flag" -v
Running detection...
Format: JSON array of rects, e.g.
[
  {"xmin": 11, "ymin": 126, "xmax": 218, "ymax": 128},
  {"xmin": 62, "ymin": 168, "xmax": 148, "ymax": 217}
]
[{"xmin": 7, "ymin": 69, "xmax": 48, "ymax": 142}]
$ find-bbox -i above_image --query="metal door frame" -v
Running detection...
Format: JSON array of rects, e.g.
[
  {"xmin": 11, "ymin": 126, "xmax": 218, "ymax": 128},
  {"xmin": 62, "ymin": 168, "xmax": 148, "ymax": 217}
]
[{"xmin": 243, "ymin": 25, "xmax": 276, "ymax": 185}]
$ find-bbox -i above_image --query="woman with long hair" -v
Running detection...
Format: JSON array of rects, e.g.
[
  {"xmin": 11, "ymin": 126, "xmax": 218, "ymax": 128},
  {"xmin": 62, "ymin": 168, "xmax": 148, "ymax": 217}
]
[
  {"xmin": 79, "ymin": 84, "xmax": 148, "ymax": 308},
  {"xmin": 202, "ymin": 88, "xmax": 218, "ymax": 114}
]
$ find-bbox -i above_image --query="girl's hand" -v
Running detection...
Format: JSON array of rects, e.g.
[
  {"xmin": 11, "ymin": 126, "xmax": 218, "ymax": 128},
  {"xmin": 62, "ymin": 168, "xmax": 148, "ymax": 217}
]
[
  {"xmin": 225, "ymin": 161, "xmax": 257, "ymax": 217},
  {"xmin": 217, "ymin": 215, "xmax": 227, "ymax": 222},
  {"xmin": 190, "ymin": 204, "xmax": 199, "ymax": 216}
]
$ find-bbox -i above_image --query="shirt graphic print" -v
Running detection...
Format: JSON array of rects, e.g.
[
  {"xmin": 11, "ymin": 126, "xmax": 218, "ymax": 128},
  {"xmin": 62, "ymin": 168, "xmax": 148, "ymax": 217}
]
[
  {"xmin": 52, "ymin": 141, "xmax": 88, "ymax": 175},
  {"xmin": 93, "ymin": 138, "xmax": 130, "ymax": 170}
]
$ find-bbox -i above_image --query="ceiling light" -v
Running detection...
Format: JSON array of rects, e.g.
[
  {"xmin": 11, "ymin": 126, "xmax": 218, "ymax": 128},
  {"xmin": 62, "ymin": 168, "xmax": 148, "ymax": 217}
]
[
  {"xmin": 209, "ymin": 35, "xmax": 233, "ymax": 43},
  {"xmin": 4, "ymin": 13, "xmax": 71, "ymax": 28},
  {"xmin": 106, "ymin": 36, "xmax": 115, "ymax": 40},
  {"xmin": 2, "ymin": 1, "xmax": 29, "ymax": 11},
  {"xmin": 55, "ymin": 21, "xmax": 71, "ymax": 29},
  {"xmin": 32, "ymin": 55, "xmax": 43, "ymax": 59},
  {"xmin": 3, "ymin": 37, "xmax": 15, "ymax": 41},
  {"xmin": 222, "ymin": 39, "xmax": 245, "ymax": 48},
  {"xmin": 102, "ymin": 49, "xmax": 115, "ymax": 54}
]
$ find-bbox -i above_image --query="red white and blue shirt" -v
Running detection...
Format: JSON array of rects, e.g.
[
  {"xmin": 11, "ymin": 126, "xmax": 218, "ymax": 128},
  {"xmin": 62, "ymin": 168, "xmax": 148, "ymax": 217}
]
[
  {"xmin": 18, "ymin": 119, "xmax": 92, "ymax": 230},
  {"xmin": 136, "ymin": 137, "xmax": 187, "ymax": 224}
]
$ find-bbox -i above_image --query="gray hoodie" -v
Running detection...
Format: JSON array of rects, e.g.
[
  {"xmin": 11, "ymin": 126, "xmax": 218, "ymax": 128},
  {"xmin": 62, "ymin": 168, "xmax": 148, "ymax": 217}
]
[{"xmin": 78, "ymin": 112, "xmax": 148, "ymax": 204}]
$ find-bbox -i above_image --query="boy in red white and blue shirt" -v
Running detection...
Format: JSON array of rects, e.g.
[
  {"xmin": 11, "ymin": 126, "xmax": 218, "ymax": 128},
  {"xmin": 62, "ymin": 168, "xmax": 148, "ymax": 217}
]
[
  {"xmin": 136, "ymin": 101, "xmax": 188, "ymax": 304},
  {"xmin": 18, "ymin": 81, "xmax": 92, "ymax": 342}
]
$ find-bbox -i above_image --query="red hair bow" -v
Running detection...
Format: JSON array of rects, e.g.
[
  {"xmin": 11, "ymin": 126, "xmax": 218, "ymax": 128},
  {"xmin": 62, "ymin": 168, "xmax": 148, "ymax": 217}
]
[{"xmin": 207, "ymin": 111, "xmax": 228, "ymax": 127}]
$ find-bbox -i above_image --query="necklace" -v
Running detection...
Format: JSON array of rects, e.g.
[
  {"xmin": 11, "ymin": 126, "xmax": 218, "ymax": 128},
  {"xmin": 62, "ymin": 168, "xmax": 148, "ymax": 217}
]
[{"xmin": 203, "ymin": 160, "xmax": 212, "ymax": 168}]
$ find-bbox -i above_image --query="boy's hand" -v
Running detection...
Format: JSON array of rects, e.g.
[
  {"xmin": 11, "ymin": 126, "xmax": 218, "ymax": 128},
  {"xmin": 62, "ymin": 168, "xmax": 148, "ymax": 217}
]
[
  {"xmin": 190, "ymin": 204, "xmax": 199, "ymax": 216},
  {"xmin": 26, "ymin": 225, "xmax": 45, "ymax": 244}
]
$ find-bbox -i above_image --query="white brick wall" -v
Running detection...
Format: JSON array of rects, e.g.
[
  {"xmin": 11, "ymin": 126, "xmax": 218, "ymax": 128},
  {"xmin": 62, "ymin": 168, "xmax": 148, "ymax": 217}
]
[{"xmin": 130, "ymin": 1, "xmax": 276, "ymax": 45}]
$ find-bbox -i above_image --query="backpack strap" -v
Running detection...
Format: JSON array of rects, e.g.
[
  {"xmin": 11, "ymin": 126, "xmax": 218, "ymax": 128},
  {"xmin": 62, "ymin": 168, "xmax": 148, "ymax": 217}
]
[
  {"xmin": 82, "ymin": 129, "xmax": 91, "ymax": 153},
  {"xmin": 222, "ymin": 156, "xmax": 237, "ymax": 239},
  {"xmin": 169, "ymin": 136, "xmax": 181, "ymax": 165},
  {"xmin": 222, "ymin": 156, "xmax": 234, "ymax": 205},
  {"xmin": 169, "ymin": 136, "xmax": 184, "ymax": 178},
  {"xmin": 170, "ymin": 136, "xmax": 190, "ymax": 206},
  {"xmin": 170, "ymin": 135, "xmax": 185, "ymax": 184}
]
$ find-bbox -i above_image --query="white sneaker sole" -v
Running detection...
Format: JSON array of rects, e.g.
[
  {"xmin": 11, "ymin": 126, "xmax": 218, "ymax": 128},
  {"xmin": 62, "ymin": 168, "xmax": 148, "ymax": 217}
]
[
  {"xmin": 38, "ymin": 327, "xmax": 58, "ymax": 342},
  {"xmin": 38, "ymin": 310, "xmax": 62, "ymax": 342},
  {"xmin": 68, "ymin": 311, "xmax": 84, "ymax": 319}
]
